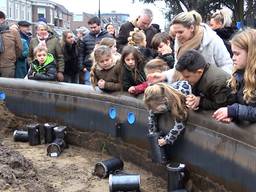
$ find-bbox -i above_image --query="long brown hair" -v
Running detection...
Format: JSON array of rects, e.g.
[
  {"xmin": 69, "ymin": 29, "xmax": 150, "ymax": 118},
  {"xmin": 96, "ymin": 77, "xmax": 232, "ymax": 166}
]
[
  {"xmin": 229, "ymin": 28, "xmax": 256, "ymax": 103},
  {"xmin": 143, "ymin": 83, "xmax": 188, "ymax": 121},
  {"xmin": 120, "ymin": 45, "xmax": 145, "ymax": 82}
]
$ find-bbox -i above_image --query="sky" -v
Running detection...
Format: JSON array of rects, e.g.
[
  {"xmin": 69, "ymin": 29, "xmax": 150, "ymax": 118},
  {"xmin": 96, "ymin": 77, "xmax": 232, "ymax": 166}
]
[{"xmin": 52, "ymin": 0, "xmax": 167, "ymax": 30}]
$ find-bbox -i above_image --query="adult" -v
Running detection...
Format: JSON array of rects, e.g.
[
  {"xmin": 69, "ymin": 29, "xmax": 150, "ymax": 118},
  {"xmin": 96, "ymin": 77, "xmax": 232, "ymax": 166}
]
[
  {"xmin": 209, "ymin": 8, "xmax": 236, "ymax": 56},
  {"xmin": 116, "ymin": 8, "xmax": 158, "ymax": 52},
  {"xmin": 28, "ymin": 22, "xmax": 64, "ymax": 81},
  {"xmin": 0, "ymin": 11, "xmax": 22, "ymax": 78},
  {"xmin": 105, "ymin": 23, "xmax": 116, "ymax": 38},
  {"xmin": 76, "ymin": 26, "xmax": 89, "ymax": 84},
  {"xmin": 61, "ymin": 31, "xmax": 80, "ymax": 84},
  {"xmin": 15, "ymin": 20, "xmax": 32, "ymax": 78},
  {"xmin": 78, "ymin": 16, "xmax": 112, "ymax": 85},
  {"xmin": 17, "ymin": 20, "xmax": 32, "ymax": 45},
  {"xmin": 171, "ymin": 10, "xmax": 232, "ymax": 74}
]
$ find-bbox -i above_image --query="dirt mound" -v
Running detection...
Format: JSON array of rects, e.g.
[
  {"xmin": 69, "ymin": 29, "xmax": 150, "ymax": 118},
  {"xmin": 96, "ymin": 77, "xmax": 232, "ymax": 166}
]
[
  {"xmin": 0, "ymin": 144, "xmax": 54, "ymax": 192},
  {"xmin": 0, "ymin": 103, "xmax": 36, "ymax": 136}
]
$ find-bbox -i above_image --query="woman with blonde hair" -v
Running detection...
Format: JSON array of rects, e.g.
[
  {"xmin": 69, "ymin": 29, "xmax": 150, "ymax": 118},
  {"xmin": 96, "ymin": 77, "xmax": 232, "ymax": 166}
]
[
  {"xmin": 209, "ymin": 8, "xmax": 235, "ymax": 56},
  {"xmin": 99, "ymin": 37, "xmax": 121, "ymax": 62},
  {"xmin": 170, "ymin": 10, "xmax": 232, "ymax": 74},
  {"xmin": 213, "ymin": 28, "xmax": 256, "ymax": 123},
  {"xmin": 144, "ymin": 81, "xmax": 191, "ymax": 146},
  {"xmin": 128, "ymin": 28, "xmax": 155, "ymax": 60}
]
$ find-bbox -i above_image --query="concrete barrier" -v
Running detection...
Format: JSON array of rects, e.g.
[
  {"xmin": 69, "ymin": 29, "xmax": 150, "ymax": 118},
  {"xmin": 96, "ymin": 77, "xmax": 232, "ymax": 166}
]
[{"xmin": 0, "ymin": 78, "xmax": 255, "ymax": 192}]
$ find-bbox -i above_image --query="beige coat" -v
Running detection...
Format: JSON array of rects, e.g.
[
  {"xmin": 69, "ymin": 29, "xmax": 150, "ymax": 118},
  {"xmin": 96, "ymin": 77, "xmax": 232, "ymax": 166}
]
[{"xmin": 0, "ymin": 29, "xmax": 22, "ymax": 68}]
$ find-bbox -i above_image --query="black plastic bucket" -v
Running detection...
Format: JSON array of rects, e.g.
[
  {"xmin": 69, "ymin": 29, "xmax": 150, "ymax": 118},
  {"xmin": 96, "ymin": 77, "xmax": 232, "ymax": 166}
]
[
  {"xmin": 13, "ymin": 130, "xmax": 29, "ymax": 142},
  {"xmin": 53, "ymin": 126, "xmax": 67, "ymax": 139},
  {"xmin": 147, "ymin": 132, "xmax": 167, "ymax": 164},
  {"xmin": 27, "ymin": 123, "xmax": 40, "ymax": 146},
  {"xmin": 167, "ymin": 162, "xmax": 186, "ymax": 191},
  {"xmin": 44, "ymin": 123, "xmax": 57, "ymax": 143},
  {"xmin": 47, "ymin": 138, "xmax": 66, "ymax": 157},
  {"xmin": 109, "ymin": 174, "xmax": 140, "ymax": 192},
  {"xmin": 94, "ymin": 158, "xmax": 124, "ymax": 178}
]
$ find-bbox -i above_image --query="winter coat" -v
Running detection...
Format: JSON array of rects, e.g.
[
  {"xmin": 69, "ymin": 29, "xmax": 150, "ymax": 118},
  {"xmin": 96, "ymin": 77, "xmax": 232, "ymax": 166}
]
[
  {"xmin": 0, "ymin": 25, "xmax": 22, "ymax": 68},
  {"xmin": 15, "ymin": 38, "xmax": 29, "ymax": 78},
  {"xmin": 214, "ymin": 27, "xmax": 236, "ymax": 57},
  {"xmin": 136, "ymin": 46, "xmax": 156, "ymax": 61},
  {"xmin": 174, "ymin": 23, "xmax": 233, "ymax": 74},
  {"xmin": 122, "ymin": 64, "xmax": 146, "ymax": 91},
  {"xmin": 193, "ymin": 64, "xmax": 235, "ymax": 110},
  {"xmin": 93, "ymin": 63, "xmax": 121, "ymax": 92},
  {"xmin": 20, "ymin": 31, "xmax": 31, "ymax": 45},
  {"xmin": 116, "ymin": 20, "xmax": 158, "ymax": 52},
  {"xmin": 158, "ymin": 53, "xmax": 174, "ymax": 69},
  {"xmin": 227, "ymin": 70, "xmax": 256, "ymax": 122},
  {"xmin": 78, "ymin": 29, "xmax": 112, "ymax": 71},
  {"xmin": 62, "ymin": 42, "xmax": 80, "ymax": 76},
  {"xmin": 28, "ymin": 53, "xmax": 56, "ymax": 81},
  {"xmin": 29, "ymin": 34, "xmax": 64, "ymax": 72}
]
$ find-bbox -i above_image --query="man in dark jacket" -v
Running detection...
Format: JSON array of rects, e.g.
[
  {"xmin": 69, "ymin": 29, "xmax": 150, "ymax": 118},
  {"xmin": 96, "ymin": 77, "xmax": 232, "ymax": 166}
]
[
  {"xmin": 175, "ymin": 49, "xmax": 235, "ymax": 110},
  {"xmin": 78, "ymin": 16, "xmax": 112, "ymax": 84},
  {"xmin": 116, "ymin": 8, "xmax": 158, "ymax": 52}
]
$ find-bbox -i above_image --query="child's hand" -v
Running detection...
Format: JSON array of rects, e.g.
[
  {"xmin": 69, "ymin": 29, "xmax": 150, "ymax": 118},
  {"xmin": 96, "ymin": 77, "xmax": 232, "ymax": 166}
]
[
  {"xmin": 220, "ymin": 117, "xmax": 232, "ymax": 124},
  {"xmin": 212, "ymin": 107, "xmax": 228, "ymax": 121},
  {"xmin": 83, "ymin": 68, "xmax": 87, "ymax": 72},
  {"xmin": 97, "ymin": 79, "xmax": 105, "ymax": 89},
  {"xmin": 128, "ymin": 86, "xmax": 136, "ymax": 94},
  {"xmin": 186, "ymin": 94, "xmax": 200, "ymax": 110},
  {"xmin": 57, "ymin": 72, "xmax": 64, "ymax": 82},
  {"xmin": 147, "ymin": 72, "xmax": 165, "ymax": 84},
  {"xmin": 158, "ymin": 138, "xmax": 167, "ymax": 146},
  {"xmin": 161, "ymin": 46, "xmax": 172, "ymax": 55}
]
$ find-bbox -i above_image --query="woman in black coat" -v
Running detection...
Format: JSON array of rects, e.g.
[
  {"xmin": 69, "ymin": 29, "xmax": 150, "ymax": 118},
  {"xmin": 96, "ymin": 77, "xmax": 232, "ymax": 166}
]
[{"xmin": 61, "ymin": 31, "xmax": 80, "ymax": 83}]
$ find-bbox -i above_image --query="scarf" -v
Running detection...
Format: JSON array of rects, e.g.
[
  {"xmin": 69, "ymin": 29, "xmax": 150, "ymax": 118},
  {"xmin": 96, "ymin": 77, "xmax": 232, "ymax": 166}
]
[
  {"xmin": 176, "ymin": 26, "xmax": 204, "ymax": 59},
  {"xmin": 36, "ymin": 34, "xmax": 49, "ymax": 47}
]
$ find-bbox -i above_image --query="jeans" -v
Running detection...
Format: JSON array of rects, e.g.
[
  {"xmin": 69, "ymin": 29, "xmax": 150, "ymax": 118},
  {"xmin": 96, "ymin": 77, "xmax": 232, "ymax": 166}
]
[{"xmin": 84, "ymin": 70, "xmax": 91, "ymax": 85}]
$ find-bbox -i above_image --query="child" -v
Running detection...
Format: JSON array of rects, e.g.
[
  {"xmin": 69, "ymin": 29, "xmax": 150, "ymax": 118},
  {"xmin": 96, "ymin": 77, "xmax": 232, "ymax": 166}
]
[
  {"xmin": 213, "ymin": 28, "xmax": 256, "ymax": 123},
  {"xmin": 99, "ymin": 37, "xmax": 121, "ymax": 62},
  {"xmin": 28, "ymin": 45, "xmax": 56, "ymax": 80},
  {"xmin": 144, "ymin": 82, "xmax": 191, "ymax": 146},
  {"xmin": 151, "ymin": 32, "xmax": 174, "ymax": 69},
  {"xmin": 175, "ymin": 49, "xmax": 234, "ymax": 110},
  {"xmin": 90, "ymin": 45, "xmax": 121, "ymax": 92},
  {"xmin": 128, "ymin": 28, "xmax": 155, "ymax": 60},
  {"xmin": 130, "ymin": 58, "xmax": 169, "ymax": 95},
  {"xmin": 120, "ymin": 45, "xmax": 147, "ymax": 95}
]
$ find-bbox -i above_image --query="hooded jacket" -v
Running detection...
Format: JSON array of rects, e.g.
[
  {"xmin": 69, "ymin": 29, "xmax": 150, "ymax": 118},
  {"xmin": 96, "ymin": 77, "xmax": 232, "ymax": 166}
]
[
  {"xmin": 29, "ymin": 34, "xmax": 64, "ymax": 72},
  {"xmin": 174, "ymin": 24, "xmax": 233, "ymax": 74},
  {"xmin": 28, "ymin": 53, "xmax": 56, "ymax": 81}
]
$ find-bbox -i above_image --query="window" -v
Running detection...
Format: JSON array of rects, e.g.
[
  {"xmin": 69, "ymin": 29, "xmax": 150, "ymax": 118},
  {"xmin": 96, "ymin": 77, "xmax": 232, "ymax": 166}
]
[
  {"xmin": 27, "ymin": 5, "xmax": 32, "ymax": 21},
  {"xmin": 20, "ymin": 4, "xmax": 25, "ymax": 20},
  {"xmin": 8, "ymin": 1, "xmax": 14, "ymax": 19},
  {"xmin": 49, "ymin": 9, "xmax": 53, "ymax": 24},
  {"xmin": 37, "ymin": 7, "xmax": 46, "ymax": 20},
  {"xmin": 15, "ymin": 3, "xmax": 19, "ymax": 20}
]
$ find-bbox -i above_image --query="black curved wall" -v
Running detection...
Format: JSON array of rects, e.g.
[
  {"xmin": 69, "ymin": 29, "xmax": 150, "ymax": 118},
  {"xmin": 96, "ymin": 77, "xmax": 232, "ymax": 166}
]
[{"xmin": 0, "ymin": 78, "xmax": 256, "ymax": 192}]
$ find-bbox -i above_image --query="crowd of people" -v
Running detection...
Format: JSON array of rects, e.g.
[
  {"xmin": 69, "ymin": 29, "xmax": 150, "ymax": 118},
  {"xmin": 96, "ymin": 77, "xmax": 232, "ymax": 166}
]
[{"xmin": 0, "ymin": 7, "xmax": 255, "ymax": 147}]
